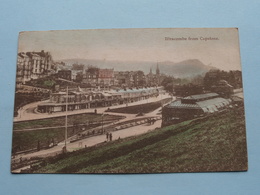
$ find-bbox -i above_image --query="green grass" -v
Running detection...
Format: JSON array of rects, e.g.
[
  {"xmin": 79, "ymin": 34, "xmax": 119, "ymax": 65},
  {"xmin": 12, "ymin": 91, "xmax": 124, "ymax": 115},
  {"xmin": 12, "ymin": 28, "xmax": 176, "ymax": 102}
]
[
  {"xmin": 12, "ymin": 113, "xmax": 123, "ymax": 152},
  {"xmin": 34, "ymin": 107, "xmax": 247, "ymax": 173},
  {"xmin": 43, "ymin": 80, "xmax": 56, "ymax": 88},
  {"xmin": 12, "ymin": 128, "xmax": 64, "ymax": 151},
  {"xmin": 14, "ymin": 113, "xmax": 122, "ymax": 130}
]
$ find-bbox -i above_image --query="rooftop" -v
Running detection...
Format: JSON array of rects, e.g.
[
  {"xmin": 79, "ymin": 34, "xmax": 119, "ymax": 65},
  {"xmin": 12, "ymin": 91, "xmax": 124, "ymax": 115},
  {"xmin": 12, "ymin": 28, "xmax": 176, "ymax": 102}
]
[
  {"xmin": 166, "ymin": 94, "xmax": 231, "ymax": 113},
  {"xmin": 183, "ymin": 93, "xmax": 219, "ymax": 100}
]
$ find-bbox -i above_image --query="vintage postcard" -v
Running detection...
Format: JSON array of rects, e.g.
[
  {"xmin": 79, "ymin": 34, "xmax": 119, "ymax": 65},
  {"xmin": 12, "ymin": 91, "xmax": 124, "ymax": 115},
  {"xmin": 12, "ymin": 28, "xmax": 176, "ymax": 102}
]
[{"xmin": 11, "ymin": 28, "xmax": 247, "ymax": 173}]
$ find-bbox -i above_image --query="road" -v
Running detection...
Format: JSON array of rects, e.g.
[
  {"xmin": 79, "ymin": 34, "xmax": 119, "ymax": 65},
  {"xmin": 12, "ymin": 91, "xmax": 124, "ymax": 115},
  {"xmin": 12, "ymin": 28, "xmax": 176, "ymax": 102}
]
[{"xmin": 14, "ymin": 93, "xmax": 172, "ymax": 122}]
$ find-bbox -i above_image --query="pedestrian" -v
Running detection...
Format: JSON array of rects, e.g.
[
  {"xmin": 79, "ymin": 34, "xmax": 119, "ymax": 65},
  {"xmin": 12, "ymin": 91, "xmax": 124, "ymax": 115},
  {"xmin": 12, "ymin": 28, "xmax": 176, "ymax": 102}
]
[
  {"xmin": 106, "ymin": 132, "xmax": 109, "ymax": 141},
  {"xmin": 109, "ymin": 133, "xmax": 113, "ymax": 141}
]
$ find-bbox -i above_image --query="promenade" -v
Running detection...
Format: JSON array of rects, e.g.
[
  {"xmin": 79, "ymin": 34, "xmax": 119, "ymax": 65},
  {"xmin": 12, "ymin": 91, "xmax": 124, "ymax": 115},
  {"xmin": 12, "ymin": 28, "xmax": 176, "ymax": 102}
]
[{"xmin": 14, "ymin": 93, "xmax": 172, "ymax": 122}]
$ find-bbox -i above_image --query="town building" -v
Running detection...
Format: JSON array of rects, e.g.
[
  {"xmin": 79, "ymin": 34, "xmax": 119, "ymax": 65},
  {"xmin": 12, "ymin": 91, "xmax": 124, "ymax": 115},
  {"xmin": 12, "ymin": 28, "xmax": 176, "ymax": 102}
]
[
  {"xmin": 76, "ymin": 67, "xmax": 148, "ymax": 88},
  {"xmin": 79, "ymin": 67, "xmax": 114, "ymax": 87},
  {"xmin": 16, "ymin": 50, "xmax": 53, "ymax": 84},
  {"xmin": 98, "ymin": 68, "xmax": 114, "ymax": 87},
  {"xmin": 114, "ymin": 70, "xmax": 145, "ymax": 88},
  {"xmin": 81, "ymin": 67, "xmax": 99, "ymax": 86},
  {"xmin": 17, "ymin": 53, "xmax": 32, "ymax": 83},
  {"xmin": 132, "ymin": 71, "xmax": 146, "ymax": 87},
  {"xmin": 114, "ymin": 71, "xmax": 134, "ymax": 87},
  {"xmin": 146, "ymin": 64, "xmax": 161, "ymax": 87},
  {"xmin": 37, "ymin": 86, "xmax": 163, "ymax": 113},
  {"xmin": 162, "ymin": 93, "xmax": 232, "ymax": 127}
]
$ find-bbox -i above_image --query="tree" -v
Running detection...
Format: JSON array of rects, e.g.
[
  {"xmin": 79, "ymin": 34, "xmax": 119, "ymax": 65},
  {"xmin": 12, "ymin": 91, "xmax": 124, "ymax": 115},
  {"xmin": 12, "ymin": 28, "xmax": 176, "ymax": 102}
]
[
  {"xmin": 72, "ymin": 63, "xmax": 84, "ymax": 71},
  {"xmin": 161, "ymin": 76, "xmax": 174, "ymax": 93}
]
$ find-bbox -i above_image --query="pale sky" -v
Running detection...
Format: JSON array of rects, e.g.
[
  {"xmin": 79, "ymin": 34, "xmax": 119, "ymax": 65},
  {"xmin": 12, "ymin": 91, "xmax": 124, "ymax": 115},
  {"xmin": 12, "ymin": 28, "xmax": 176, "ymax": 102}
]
[{"xmin": 18, "ymin": 28, "xmax": 242, "ymax": 71}]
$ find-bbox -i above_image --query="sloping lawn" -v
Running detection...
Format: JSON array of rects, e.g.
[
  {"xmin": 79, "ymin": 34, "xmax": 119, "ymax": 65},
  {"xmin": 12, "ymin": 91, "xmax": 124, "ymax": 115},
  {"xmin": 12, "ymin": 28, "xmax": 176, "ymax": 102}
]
[{"xmin": 34, "ymin": 107, "xmax": 247, "ymax": 173}]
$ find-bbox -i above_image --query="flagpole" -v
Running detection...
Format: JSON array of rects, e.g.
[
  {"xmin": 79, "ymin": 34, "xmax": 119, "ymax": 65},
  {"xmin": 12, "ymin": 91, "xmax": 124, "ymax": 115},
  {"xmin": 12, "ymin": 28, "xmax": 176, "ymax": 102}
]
[{"xmin": 65, "ymin": 86, "xmax": 68, "ymax": 152}]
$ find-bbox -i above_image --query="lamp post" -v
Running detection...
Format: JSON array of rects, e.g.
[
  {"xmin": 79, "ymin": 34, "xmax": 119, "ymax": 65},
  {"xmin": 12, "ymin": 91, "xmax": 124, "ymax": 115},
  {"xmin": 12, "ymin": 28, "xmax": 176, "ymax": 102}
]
[
  {"xmin": 160, "ymin": 91, "xmax": 163, "ymax": 109},
  {"xmin": 102, "ymin": 113, "xmax": 104, "ymax": 134}
]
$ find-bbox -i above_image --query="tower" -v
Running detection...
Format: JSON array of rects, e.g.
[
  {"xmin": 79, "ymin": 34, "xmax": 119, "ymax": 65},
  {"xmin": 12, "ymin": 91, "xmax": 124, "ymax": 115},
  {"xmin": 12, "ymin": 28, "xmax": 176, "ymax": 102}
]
[
  {"xmin": 156, "ymin": 63, "xmax": 160, "ymax": 75},
  {"xmin": 156, "ymin": 63, "xmax": 160, "ymax": 85}
]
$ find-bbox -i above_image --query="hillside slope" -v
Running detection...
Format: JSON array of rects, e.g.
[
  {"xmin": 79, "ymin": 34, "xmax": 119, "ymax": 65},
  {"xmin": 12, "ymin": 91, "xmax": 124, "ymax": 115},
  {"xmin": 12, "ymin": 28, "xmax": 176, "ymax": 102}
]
[{"xmin": 35, "ymin": 107, "xmax": 247, "ymax": 173}]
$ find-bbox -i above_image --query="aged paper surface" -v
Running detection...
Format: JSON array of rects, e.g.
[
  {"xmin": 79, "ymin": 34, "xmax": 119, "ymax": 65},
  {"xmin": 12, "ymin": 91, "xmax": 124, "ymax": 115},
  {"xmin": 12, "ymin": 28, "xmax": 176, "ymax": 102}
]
[{"xmin": 11, "ymin": 28, "xmax": 247, "ymax": 173}]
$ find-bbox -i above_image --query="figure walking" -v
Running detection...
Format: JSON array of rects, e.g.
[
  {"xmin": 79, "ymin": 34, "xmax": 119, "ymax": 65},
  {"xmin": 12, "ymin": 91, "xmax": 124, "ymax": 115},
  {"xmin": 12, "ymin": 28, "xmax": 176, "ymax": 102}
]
[
  {"xmin": 109, "ymin": 133, "xmax": 113, "ymax": 141},
  {"xmin": 106, "ymin": 132, "xmax": 109, "ymax": 141}
]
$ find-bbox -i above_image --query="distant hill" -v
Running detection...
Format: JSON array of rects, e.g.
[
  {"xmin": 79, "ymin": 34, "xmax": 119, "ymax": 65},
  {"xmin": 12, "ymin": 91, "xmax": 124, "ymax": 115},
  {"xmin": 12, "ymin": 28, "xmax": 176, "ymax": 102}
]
[
  {"xmin": 158, "ymin": 59, "xmax": 217, "ymax": 78},
  {"xmin": 58, "ymin": 58, "xmax": 217, "ymax": 78}
]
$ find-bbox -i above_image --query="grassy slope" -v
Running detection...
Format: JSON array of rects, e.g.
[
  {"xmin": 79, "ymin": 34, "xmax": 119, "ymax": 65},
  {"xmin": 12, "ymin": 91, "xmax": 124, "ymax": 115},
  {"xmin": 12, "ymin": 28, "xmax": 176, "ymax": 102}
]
[
  {"xmin": 35, "ymin": 107, "xmax": 247, "ymax": 173},
  {"xmin": 12, "ymin": 114, "xmax": 123, "ymax": 151}
]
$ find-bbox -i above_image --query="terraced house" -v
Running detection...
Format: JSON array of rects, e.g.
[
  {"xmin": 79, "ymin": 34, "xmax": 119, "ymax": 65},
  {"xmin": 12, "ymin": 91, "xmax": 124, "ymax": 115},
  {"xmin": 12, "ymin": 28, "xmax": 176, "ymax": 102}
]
[{"xmin": 37, "ymin": 86, "xmax": 163, "ymax": 113}]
